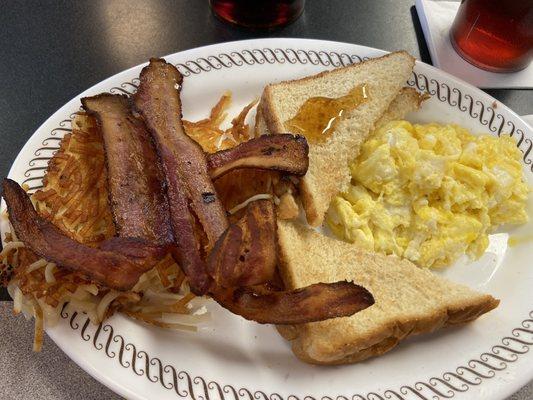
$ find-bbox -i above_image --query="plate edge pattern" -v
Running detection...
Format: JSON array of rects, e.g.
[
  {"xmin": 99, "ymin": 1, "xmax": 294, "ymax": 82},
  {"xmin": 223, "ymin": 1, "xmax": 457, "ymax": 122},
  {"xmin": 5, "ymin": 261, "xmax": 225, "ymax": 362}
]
[
  {"xmin": 13, "ymin": 48, "xmax": 533, "ymax": 399},
  {"xmin": 61, "ymin": 306, "xmax": 532, "ymax": 400},
  {"xmin": 20, "ymin": 48, "xmax": 533, "ymax": 193}
]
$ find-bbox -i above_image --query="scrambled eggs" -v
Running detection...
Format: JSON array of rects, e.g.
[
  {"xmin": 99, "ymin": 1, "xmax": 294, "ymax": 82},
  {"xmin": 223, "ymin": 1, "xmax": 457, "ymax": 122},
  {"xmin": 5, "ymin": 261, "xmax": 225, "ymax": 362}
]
[{"xmin": 326, "ymin": 121, "xmax": 529, "ymax": 268}]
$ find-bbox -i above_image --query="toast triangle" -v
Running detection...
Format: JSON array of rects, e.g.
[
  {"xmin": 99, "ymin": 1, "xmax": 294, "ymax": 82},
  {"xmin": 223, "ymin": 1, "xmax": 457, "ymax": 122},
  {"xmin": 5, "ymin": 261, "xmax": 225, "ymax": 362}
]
[
  {"xmin": 261, "ymin": 51, "xmax": 416, "ymax": 226},
  {"xmin": 276, "ymin": 220, "xmax": 499, "ymax": 365}
]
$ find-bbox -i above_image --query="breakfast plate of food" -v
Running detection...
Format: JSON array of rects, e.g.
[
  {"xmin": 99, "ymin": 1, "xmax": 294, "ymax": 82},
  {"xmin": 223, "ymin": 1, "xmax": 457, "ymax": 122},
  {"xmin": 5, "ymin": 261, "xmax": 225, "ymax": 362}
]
[{"xmin": 0, "ymin": 38, "xmax": 532, "ymax": 400}]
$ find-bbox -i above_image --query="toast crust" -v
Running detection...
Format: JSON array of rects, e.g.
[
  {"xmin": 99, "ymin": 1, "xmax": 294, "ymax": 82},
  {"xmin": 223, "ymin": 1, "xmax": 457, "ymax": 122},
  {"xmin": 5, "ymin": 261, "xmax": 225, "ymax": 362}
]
[
  {"xmin": 375, "ymin": 87, "xmax": 428, "ymax": 128},
  {"xmin": 279, "ymin": 293, "xmax": 499, "ymax": 365}
]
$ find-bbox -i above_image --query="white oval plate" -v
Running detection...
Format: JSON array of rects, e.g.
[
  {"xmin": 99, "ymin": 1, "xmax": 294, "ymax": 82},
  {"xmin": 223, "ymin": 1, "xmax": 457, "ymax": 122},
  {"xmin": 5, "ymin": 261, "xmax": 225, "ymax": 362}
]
[{"xmin": 1, "ymin": 39, "xmax": 532, "ymax": 400}]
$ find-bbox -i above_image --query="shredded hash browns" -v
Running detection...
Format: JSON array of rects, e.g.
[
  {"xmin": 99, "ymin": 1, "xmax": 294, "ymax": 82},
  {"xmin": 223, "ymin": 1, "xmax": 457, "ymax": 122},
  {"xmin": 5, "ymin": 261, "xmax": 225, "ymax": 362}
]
[
  {"xmin": 0, "ymin": 91, "xmax": 256, "ymax": 350},
  {"xmin": 183, "ymin": 92, "xmax": 257, "ymax": 152}
]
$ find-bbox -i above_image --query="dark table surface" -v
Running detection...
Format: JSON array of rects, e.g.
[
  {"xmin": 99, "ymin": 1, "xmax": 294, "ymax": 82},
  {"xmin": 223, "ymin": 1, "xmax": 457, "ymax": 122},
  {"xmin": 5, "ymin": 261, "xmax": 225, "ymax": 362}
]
[{"xmin": 0, "ymin": 1, "xmax": 531, "ymax": 398}]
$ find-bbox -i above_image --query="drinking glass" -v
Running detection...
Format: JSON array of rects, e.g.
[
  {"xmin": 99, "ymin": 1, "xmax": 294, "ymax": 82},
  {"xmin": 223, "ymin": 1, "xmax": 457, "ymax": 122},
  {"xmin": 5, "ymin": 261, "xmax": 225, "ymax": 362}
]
[
  {"xmin": 450, "ymin": 0, "xmax": 533, "ymax": 72},
  {"xmin": 210, "ymin": 0, "xmax": 305, "ymax": 29}
]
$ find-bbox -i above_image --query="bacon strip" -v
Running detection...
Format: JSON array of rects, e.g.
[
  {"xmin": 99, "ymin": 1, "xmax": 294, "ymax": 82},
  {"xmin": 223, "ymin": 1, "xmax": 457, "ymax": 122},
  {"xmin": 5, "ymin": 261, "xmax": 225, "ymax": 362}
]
[
  {"xmin": 133, "ymin": 58, "xmax": 228, "ymax": 294},
  {"xmin": 2, "ymin": 179, "xmax": 164, "ymax": 291},
  {"xmin": 208, "ymin": 200, "xmax": 374, "ymax": 323},
  {"xmin": 213, "ymin": 282, "xmax": 374, "ymax": 324},
  {"xmin": 132, "ymin": 59, "xmax": 375, "ymax": 323},
  {"xmin": 98, "ymin": 236, "xmax": 170, "ymax": 264},
  {"xmin": 207, "ymin": 200, "xmax": 276, "ymax": 288},
  {"xmin": 207, "ymin": 134, "xmax": 309, "ymax": 180},
  {"xmin": 81, "ymin": 94, "xmax": 172, "ymax": 244}
]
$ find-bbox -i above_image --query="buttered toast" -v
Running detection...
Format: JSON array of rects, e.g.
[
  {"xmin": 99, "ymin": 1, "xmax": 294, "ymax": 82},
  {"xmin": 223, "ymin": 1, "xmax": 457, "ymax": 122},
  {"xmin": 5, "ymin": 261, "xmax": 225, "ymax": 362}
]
[
  {"xmin": 256, "ymin": 87, "xmax": 426, "ymax": 141},
  {"xmin": 257, "ymin": 52, "xmax": 416, "ymax": 226}
]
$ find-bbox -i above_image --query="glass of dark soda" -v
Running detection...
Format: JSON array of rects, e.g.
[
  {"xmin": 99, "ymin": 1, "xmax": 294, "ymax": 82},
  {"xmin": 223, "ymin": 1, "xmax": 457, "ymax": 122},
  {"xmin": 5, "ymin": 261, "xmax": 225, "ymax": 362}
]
[{"xmin": 210, "ymin": 0, "xmax": 305, "ymax": 29}]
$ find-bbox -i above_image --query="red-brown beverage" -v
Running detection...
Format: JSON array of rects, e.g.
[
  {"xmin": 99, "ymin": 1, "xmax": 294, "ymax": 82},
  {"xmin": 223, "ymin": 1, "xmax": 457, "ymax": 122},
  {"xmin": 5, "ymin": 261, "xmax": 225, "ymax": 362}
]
[
  {"xmin": 450, "ymin": 0, "xmax": 533, "ymax": 72},
  {"xmin": 210, "ymin": 0, "xmax": 305, "ymax": 29}
]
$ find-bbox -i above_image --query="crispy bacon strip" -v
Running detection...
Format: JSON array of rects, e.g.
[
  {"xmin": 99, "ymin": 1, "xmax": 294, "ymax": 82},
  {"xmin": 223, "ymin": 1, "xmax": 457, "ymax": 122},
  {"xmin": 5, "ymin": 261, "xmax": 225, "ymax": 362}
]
[
  {"xmin": 212, "ymin": 282, "xmax": 374, "ymax": 324},
  {"xmin": 207, "ymin": 200, "xmax": 374, "ymax": 323},
  {"xmin": 134, "ymin": 58, "xmax": 228, "ymax": 294},
  {"xmin": 2, "ymin": 179, "xmax": 164, "ymax": 291},
  {"xmin": 214, "ymin": 169, "xmax": 281, "ymax": 223},
  {"xmin": 98, "ymin": 237, "xmax": 169, "ymax": 264},
  {"xmin": 81, "ymin": 94, "xmax": 173, "ymax": 244},
  {"xmin": 207, "ymin": 200, "xmax": 276, "ymax": 288},
  {"xmin": 132, "ymin": 58, "xmax": 374, "ymax": 323},
  {"xmin": 207, "ymin": 134, "xmax": 309, "ymax": 180}
]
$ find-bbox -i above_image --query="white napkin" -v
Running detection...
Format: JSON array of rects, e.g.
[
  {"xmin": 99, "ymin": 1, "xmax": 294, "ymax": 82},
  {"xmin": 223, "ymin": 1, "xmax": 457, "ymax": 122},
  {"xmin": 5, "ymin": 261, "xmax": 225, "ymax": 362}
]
[{"xmin": 415, "ymin": 0, "xmax": 533, "ymax": 89}]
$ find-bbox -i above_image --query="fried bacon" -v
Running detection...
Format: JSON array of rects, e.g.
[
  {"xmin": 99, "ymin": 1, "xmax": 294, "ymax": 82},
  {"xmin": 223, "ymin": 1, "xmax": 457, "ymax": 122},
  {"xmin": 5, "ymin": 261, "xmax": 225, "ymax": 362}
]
[
  {"xmin": 2, "ymin": 179, "xmax": 164, "ymax": 291},
  {"xmin": 208, "ymin": 201, "xmax": 375, "ymax": 323},
  {"xmin": 216, "ymin": 170, "xmax": 279, "ymax": 222},
  {"xmin": 81, "ymin": 94, "xmax": 173, "ymax": 245},
  {"xmin": 132, "ymin": 58, "xmax": 374, "ymax": 323},
  {"xmin": 134, "ymin": 59, "xmax": 228, "ymax": 246},
  {"xmin": 208, "ymin": 200, "xmax": 276, "ymax": 288},
  {"xmin": 213, "ymin": 282, "xmax": 374, "ymax": 324},
  {"xmin": 98, "ymin": 236, "xmax": 169, "ymax": 264},
  {"xmin": 206, "ymin": 134, "xmax": 309, "ymax": 180},
  {"xmin": 134, "ymin": 58, "xmax": 228, "ymax": 294},
  {"xmin": 3, "ymin": 59, "xmax": 374, "ymax": 332}
]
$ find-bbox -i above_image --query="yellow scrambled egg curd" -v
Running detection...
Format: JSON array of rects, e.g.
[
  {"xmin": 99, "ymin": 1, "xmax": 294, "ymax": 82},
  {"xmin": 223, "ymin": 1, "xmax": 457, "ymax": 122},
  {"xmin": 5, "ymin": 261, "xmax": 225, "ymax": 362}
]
[{"xmin": 326, "ymin": 121, "xmax": 529, "ymax": 268}]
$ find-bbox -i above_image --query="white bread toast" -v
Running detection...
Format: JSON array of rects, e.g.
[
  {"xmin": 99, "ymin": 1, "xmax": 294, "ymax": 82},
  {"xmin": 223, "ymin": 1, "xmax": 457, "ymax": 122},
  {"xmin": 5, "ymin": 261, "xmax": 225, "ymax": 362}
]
[
  {"xmin": 255, "ymin": 87, "xmax": 426, "ymax": 137},
  {"xmin": 258, "ymin": 52, "xmax": 416, "ymax": 226},
  {"xmin": 374, "ymin": 87, "xmax": 428, "ymax": 128},
  {"xmin": 276, "ymin": 220, "xmax": 499, "ymax": 365},
  {"xmin": 256, "ymin": 86, "xmax": 427, "ymax": 221}
]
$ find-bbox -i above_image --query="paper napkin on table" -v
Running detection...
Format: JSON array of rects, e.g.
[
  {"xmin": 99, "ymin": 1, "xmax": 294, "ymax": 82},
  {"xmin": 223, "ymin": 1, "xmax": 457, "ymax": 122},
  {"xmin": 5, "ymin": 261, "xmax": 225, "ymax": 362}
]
[{"xmin": 415, "ymin": 0, "xmax": 533, "ymax": 89}]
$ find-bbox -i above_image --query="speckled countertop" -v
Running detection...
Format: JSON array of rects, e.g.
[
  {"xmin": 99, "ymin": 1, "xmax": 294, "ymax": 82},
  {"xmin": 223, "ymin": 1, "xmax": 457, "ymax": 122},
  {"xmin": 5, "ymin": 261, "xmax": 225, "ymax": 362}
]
[{"xmin": 0, "ymin": 304, "xmax": 121, "ymax": 399}]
